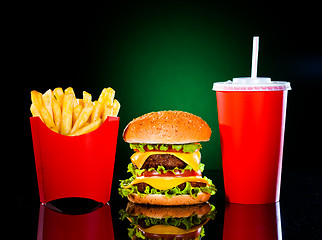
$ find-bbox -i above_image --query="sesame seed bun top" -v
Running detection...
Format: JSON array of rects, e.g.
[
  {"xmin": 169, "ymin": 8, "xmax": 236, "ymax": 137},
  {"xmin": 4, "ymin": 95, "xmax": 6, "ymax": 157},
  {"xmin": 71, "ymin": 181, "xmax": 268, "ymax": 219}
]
[{"xmin": 123, "ymin": 111, "xmax": 211, "ymax": 144}]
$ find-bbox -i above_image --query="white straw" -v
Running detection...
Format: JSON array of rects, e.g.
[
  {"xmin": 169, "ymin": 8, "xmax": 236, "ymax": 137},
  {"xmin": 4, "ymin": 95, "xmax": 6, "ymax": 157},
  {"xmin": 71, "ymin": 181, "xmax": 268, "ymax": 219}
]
[{"xmin": 251, "ymin": 36, "xmax": 259, "ymax": 78}]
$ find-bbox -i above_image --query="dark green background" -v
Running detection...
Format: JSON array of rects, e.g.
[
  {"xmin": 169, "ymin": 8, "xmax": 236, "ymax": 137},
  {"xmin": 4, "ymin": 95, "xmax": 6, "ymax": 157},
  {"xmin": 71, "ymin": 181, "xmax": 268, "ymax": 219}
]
[
  {"xmin": 83, "ymin": 2, "xmax": 256, "ymax": 171},
  {"xmin": 15, "ymin": 1, "xmax": 321, "ymax": 171}
]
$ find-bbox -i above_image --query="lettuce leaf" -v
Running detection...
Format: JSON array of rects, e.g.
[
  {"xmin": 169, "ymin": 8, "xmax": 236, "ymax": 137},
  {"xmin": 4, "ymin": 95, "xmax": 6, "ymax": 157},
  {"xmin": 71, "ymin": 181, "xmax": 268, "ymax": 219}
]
[
  {"xmin": 118, "ymin": 176, "xmax": 217, "ymax": 199},
  {"xmin": 183, "ymin": 143, "xmax": 201, "ymax": 153},
  {"xmin": 129, "ymin": 143, "xmax": 202, "ymax": 153}
]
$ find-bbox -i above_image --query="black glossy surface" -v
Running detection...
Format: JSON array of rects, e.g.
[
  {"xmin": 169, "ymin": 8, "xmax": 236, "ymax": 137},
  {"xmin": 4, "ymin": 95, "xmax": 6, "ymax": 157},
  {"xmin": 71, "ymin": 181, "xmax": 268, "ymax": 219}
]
[{"xmin": 6, "ymin": 169, "xmax": 321, "ymax": 239}]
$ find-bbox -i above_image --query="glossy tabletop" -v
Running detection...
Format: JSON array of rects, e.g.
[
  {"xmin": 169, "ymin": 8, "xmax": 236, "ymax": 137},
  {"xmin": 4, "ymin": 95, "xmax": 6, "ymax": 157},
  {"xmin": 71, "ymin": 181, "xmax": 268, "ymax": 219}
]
[{"xmin": 6, "ymin": 169, "xmax": 321, "ymax": 239}]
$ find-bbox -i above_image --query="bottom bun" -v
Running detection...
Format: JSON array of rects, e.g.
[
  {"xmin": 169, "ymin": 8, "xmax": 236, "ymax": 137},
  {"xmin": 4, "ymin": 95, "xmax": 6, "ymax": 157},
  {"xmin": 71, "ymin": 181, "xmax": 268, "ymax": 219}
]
[{"xmin": 127, "ymin": 192, "xmax": 211, "ymax": 206}]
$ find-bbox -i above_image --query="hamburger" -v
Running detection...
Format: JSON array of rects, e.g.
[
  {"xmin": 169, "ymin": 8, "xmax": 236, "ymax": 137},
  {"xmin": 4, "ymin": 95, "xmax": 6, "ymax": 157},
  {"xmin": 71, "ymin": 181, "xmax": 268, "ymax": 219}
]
[
  {"xmin": 119, "ymin": 111, "xmax": 216, "ymax": 205},
  {"xmin": 119, "ymin": 202, "xmax": 217, "ymax": 240}
]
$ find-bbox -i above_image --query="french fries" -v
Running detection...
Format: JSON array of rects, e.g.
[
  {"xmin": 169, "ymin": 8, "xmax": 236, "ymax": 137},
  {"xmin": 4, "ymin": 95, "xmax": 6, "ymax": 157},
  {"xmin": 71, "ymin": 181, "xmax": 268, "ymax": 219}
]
[
  {"xmin": 31, "ymin": 91, "xmax": 58, "ymax": 132},
  {"xmin": 70, "ymin": 104, "xmax": 94, "ymax": 134},
  {"xmin": 30, "ymin": 87, "xmax": 120, "ymax": 136},
  {"xmin": 69, "ymin": 118, "xmax": 101, "ymax": 136},
  {"xmin": 61, "ymin": 94, "xmax": 75, "ymax": 135}
]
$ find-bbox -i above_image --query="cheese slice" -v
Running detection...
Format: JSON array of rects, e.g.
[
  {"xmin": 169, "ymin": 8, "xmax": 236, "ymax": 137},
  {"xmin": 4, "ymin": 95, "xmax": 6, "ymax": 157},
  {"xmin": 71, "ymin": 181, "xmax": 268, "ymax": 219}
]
[
  {"xmin": 130, "ymin": 151, "xmax": 201, "ymax": 171},
  {"xmin": 124, "ymin": 176, "xmax": 209, "ymax": 190}
]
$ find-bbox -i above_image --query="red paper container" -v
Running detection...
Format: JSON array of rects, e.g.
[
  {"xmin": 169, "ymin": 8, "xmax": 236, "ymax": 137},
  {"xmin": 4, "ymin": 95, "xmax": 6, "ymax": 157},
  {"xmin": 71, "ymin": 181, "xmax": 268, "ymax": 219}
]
[
  {"xmin": 216, "ymin": 91, "xmax": 288, "ymax": 204},
  {"xmin": 37, "ymin": 203, "xmax": 114, "ymax": 240},
  {"xmin": 213, "ymin": 78, "xmax": 291, "ymax": 204},
  {"xmin": 30, "ymin": 116, "xmax": 119, "ymax": 204}
]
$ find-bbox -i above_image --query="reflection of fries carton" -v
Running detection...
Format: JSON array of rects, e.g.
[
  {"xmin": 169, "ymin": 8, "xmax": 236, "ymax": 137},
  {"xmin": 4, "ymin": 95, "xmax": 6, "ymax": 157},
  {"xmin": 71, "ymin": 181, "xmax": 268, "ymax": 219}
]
[
  {"xmin": 37, "ymin": 203, "xmax": 114, "ymax": 240},
  {"xmin": 30, "ymin": 116, "xmax": 119, "ymax": 204}
]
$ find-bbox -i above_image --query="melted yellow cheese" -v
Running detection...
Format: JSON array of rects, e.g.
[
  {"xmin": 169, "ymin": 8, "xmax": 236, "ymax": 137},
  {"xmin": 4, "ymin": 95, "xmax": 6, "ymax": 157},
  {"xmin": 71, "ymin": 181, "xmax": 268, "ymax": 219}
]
[
  {"xmin": 124, "ymin": 176, "xmax": 209, "ymax": 190},
  {"xmin": 130, "ymin": 151, "xmax": 201, "ymax": 171}
]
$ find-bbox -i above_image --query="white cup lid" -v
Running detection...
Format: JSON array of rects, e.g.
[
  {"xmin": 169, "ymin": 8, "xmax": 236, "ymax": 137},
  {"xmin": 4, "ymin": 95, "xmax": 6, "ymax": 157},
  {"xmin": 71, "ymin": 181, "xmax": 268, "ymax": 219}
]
[{"xmin": 212, "ymin": 77, "xmax": 291, "ymax": 91}]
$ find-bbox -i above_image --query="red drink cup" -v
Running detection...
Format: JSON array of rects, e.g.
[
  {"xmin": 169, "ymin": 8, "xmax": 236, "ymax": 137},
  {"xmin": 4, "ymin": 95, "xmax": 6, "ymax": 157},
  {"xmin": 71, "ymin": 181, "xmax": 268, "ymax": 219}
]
[
  {"xmin": 30, "ymin": 116, "xmax": 119, "ymax": 204},
  {"xmin": 213, "ymin": 77, "xmax": 291, "ymax": 204}
]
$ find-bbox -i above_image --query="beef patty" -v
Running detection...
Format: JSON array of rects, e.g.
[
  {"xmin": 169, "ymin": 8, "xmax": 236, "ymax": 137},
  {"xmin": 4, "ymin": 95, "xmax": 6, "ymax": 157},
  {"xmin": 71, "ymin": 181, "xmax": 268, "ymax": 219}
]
[{"xmin": 141, "ymin": 154, "xmax": 187, "ymax": 170}]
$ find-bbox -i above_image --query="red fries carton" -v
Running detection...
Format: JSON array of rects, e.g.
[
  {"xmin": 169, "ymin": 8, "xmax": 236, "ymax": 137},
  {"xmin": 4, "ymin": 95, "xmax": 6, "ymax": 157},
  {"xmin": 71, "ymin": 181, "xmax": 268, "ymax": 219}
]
[{"xmin": 30, "ymin": 116, "xmax": 119, "ymax": 204}]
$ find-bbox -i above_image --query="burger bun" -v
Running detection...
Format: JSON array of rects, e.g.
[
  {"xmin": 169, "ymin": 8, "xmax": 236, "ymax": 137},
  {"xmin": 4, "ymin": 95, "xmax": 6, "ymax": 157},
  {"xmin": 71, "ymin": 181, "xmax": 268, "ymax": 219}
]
[
  {"xmin": 123, "ymin": 111, "xmax": 211, "ymax": 144},
  {"xmin": 127, "ymin": 192, "xmax": 211, "ymax": 206}
]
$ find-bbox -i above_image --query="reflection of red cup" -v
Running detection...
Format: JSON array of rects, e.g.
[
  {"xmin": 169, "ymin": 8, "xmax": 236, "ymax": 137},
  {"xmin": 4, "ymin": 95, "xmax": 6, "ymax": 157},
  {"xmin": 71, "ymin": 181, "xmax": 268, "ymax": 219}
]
[
  {"xmin": 223, "ymin": 202, "xmax": 282, "ymax": 240},
  {"xmin": 37, "ymin": 203, "xmax": 114, "ymax": 240},
  {"xmin": 213, "ymin": 79, "xmax": 291, "ymax": 204},
  {"xmin": 30, "ymin": 116, "xmax": 119, "ymax": 204}
]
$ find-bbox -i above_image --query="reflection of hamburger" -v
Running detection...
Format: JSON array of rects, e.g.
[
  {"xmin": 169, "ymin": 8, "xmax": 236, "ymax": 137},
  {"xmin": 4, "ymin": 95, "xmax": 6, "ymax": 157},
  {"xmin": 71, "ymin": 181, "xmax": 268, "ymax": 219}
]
[
  {"xmin": 119, "ymin": 111, "xmax": 216, "ymax": 205},
  {"xmin": 119, "ymin": 202, "xmax": 216, "ymax": 240}
]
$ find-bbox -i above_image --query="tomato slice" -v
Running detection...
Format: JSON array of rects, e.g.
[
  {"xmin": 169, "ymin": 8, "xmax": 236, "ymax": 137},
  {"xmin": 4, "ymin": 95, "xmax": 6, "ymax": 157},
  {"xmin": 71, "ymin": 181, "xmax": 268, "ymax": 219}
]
[{"xmin": 138, "ymin": 169, "xmax": 201, "ymax": 177}]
